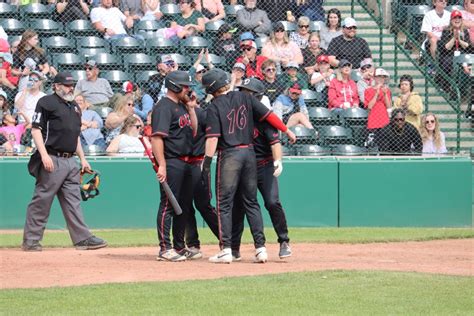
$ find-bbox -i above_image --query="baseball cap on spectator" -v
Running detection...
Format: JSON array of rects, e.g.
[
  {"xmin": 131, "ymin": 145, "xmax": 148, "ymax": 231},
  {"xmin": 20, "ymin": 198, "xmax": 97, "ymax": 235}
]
[
  {"xmin": 316, "ymin": 55, "xmax": 330, "ymax": 64},
  {"xmin": 122, "ymin": 81, "xmax": 135, "ymax": 93},
  {"xmin": 289, "ymin": 83, "xmax": 302, "ymax": 94},
  {"xmin": 0, "ymin": 52, "xmax": 13, "ymax": 64},
  {"xmin": 359, "ymin": 58, "xmax": 373, "ymax": 69},
  {"xmin": 161, "ymin": 54, "xmax": 175, "ymax": 65},
  {"xmin": 85, "ymin": 59, "xmax": 97, "ymax": 68},
  {"xmin": 30, "ymin": 70, "xmax": 45, "ymax": 80},
  {"xmin": 286, "ymin": 61, "xmax": 299, "ymax": 69},
  {"xmin": 0, "ymin": 90, "xmax": 7, "ymax": 100},
  {"xmin": 450, "ymin": 10, "xmax": 463, "ymax": 19},
  {"xmin": 195, "ymin": 64, "xmax": 206, "ymax": 73},
  {"xmin": 342, "ymin": 17, "xmax": 357, "ymax": 28},
  {"xmin": 53, "ymin": 71, "xmax": 75, "ymax": 85},
  {"xmin": 273, "ymin": 21, "xmax": 286, "ymax": 32},
  {"xmin": 240, "ymin": 32, "xmax": 255, "ymax": 42},
  {"xmin": 240, "ymin": 40, "xmax": 257, "ymax": 49},
  {"xmin": 233, "ymin": 62, "xmax": 246, "ymax": 71},
  {"xmin": 0, "ymin": 39, "xmax": 9, "ymax": 53},
  {"xmin": 339, "ymin": 59, "xmax": 352, "ymax": 68},
  {"xmin": 218, "ymin": 23, "xmax": 237, "ymax": 37},
  {"xmin": 374, "ymin": 68, "xmax": 390, "ymax": 77}
]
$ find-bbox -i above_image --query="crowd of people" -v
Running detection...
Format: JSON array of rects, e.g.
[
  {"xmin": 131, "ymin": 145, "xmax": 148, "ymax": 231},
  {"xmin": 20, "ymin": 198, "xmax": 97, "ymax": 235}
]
[{"xmin": 0, "ymin": 0, "xmax": 471, "ymax": 156}]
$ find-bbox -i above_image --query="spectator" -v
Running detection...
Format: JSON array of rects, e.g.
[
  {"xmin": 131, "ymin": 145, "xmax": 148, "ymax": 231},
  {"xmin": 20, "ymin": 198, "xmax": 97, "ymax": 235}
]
[
  {"xmin": 122, "ymin": 81, "xmax": 154, "ymax": 121},
  {"xmin": 105, "ymin": 95, "xmax": 135, "ymax": 144},
  {"xmin": 273, "ymin": 83, "xmax": 313, "ymax": 129},
  {"xmin": 106, "ymin": 114, "xmax": 145, "ymax": 155},
  {"xmin": 121, "ymin": 0, "xmax": 145, "ymax": 23},
  {"xmin": 236, "ymin": 40, "xmax": 268, "ymax": 80},
  {"xmin": 12, "ymin": 30, "xmax": 51, "ymax": 92},
  {"xmin": 75, "ymin": 94, "xmax": 106, "ymax": 152},
  {"xmin": 14, "ymin": 71, "xmax": 46, "ymax": 123},
  {"xmin": 256, "ymin": 0, "xmax": 292, "ymax": 22},
  {"xmin": 393, "ymin": 74, "xmax": 424, "ymax": 129},
  {"xmin": 0, "ymin": 111, "xmax": 30, "ymax": 151},
  {"xmin": 327, "ymin": 17, "xmax": 372, "ymax": 69},
  {"xmin": 421, "ymin": 0, "xmax": 450, "ymax": 73},
  {"xmin": 420, "ymin": 112, "xmax": 447, "ymax": 155},
  {"xmin": 437, "ymin": 10, "xmax": 471, "ymax": 94},
  {"xmin": 302, "ymin": 32, "xmax": 327, "ymax": 76},
  {"xmin": 194, "ymin": 0, "xmax": 225, "ymax": 23},
  {"xmin": 288, "ymin": 0, "xmax": 325, "ymax": 23},
  {"xmin": 377, "ymin": 108, "xmax": 423, "ymax": 155},
  {"xmin": 357, "ymin": 58, "xmax": 375, "ymax": 104},
  {"xmin": 74, "ymin": 60, "xmax": 114, "ymax": 108},
  {"xmin": 328, "ymin": 59, "xmax": 359, "ymax": 112},
  {"xmin": 0, "ymin": 90, "xmax": 9, "ymax": 114},
  {"xmin": 236, "ymin": 0, "xmax": 272, "ymax": 37},
  {"xmin": 281, "ymin": 61, "xmax": 308, "ymax": 90},
  {"xmin": 310, "ymin": 55, "xmax": 334, "ymax": 102},
  {"xmin": 364, "ymin": 68, "xmax": 391, "ymax": 133},
  {"xmin": 461, "ymin": 0, "xmax": 474, "ymax": 44},
  {"xmin": 189, "ymin": 49, "xmax": 214, "ymax": 102},
  {"xmin": 147, "ymin": 54, "xmax": 178, "ymax": 103},
  {"xmin": 289, "ymin": 16, "xmax": 311, "ymax": 49},
  {"xmin": 90, "ymin": 0, "xmax": 133, "ymax": 40},
  {"xmin": 261, "ymin": 59, "xmax": 284, "ymax": 103},
  {"xmin": 229, "ymin": 62, "xmax": 246, "ymax": 91},
  {"xmin": 0, "ymin": 39, "xmax": 18, "ymax": 91},
  {"xmin": 261, "ymin": 22, "xmax": 304, "ymax": 71},
  {"xmin": 173, "ymin": 0, "xmax": 205, "ymax": 34},
  {"xmin": 319, "ymin": 8, "xmax": 343, "ymax": 50},
  {"xmin": 9, "ymin": 39, "xmax": 20, "ymax": 55},
  {"xmin": 0, "ymin": 26, "xmax": 7, "ymax": 41},
  {"xmin": 141, "ymin": 0, "xmax": 164, "ymax": 22},
  {"xmin": 212, "ymin": 23, "xmax": 239, "ymax": 69},
  {"xmin": 55, "ymin": 0, "xmax": 90, "ymax": 23}
]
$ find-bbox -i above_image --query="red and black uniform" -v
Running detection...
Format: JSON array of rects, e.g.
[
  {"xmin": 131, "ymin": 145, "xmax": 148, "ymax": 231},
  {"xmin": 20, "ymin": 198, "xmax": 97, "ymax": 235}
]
[
  {"xmin": 151, "ymin": 97, "xmax": 194, "ymax": 252},
  {"xmin": 206, "ymin": 91, "xmax": 271, "ymax": 249},
  {"xmin": 185, "ymin": 107, "xmax": 220, "ymax": 248},
  {"xmin": 231, "ymin": 121, "xmax": 289, "ymax": 251}
]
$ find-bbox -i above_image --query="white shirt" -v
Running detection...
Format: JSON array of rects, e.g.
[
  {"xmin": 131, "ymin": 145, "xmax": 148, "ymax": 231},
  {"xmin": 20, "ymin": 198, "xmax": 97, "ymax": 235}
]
[
  {"xmin": 422, "ymin": 132, "xmax": 448, "ymax": 155},
  {"xmin": 14, "ymin": 91, "xmax": 46, "ymax": 122},
  {"xmin": 0, "ymin": 26, "xmax": 8, "ymax": 41},
  {"xmin": 421, "ymin": 9, "xmax": 451, "ymax": 39},
  {"xmin": 90, "ymin": 7, "xmax": 127, "ymax": 39}
]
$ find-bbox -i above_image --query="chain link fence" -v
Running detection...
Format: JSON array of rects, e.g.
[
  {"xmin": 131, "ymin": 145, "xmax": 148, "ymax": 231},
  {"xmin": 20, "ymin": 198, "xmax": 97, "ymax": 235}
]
[{"xmin": 0, "ymin": 0, "xmax": 471, "ymax": 157}]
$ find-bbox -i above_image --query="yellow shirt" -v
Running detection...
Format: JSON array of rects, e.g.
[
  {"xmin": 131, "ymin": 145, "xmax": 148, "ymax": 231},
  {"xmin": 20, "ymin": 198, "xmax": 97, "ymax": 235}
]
[{"xmin": 393, "ymin": 92, "xmax": 424, "ymax": 129}]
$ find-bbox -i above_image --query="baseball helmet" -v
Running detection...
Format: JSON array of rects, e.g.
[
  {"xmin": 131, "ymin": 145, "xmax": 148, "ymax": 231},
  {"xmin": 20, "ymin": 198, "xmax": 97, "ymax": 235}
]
[
  {"xmin": 80, "ymin": 169, "xmax": 100, "ymax": 201},
  {"xmin": 165, "ymin": 70, "xmax": 194, "ymax": 93},
  {"xmin": 237, "ymin": 78, "xmax": 266, "ymax": 97},
  {"xmin": 202, "ymin": 68, "xmax": 230, "ymax": 94}
]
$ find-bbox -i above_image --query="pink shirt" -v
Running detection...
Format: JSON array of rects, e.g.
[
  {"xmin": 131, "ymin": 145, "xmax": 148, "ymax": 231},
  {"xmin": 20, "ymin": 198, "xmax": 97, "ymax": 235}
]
[
  {"xmin": 194, "ymin": 0, "xmax": 224, "ymax": 15},
  {"xmin": 461, "ymin": 10, "xmax": 474, "ymax": 43},
  {"xmin": 0, "ymin": 124, "xmax": 26, "ymax": 145}
]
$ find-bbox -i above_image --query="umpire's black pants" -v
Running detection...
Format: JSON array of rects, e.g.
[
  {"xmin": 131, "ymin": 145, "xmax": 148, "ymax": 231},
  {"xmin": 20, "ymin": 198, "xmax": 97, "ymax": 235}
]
[
  {"xmin": 216, "ymin": 146, "xmax": 265, "ymax": 249},
  {"xmin": 157, "ymin": 158, "xmax": 192, "ymax": 252},
  {"xmin": 231, "ymin": 158, "xmax": 289, "ymax": 250}
]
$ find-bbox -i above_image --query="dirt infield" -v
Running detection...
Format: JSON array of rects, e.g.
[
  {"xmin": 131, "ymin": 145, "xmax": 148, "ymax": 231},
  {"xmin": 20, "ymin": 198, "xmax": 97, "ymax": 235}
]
[{"xmin": 1, "ymin": 239, "xmax": 472, "ymax": 289}]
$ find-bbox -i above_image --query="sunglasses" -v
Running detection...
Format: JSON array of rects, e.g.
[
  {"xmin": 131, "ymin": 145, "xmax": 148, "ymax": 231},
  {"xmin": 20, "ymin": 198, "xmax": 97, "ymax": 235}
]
[
  {"xmin": 265, "ymin": 68, "xmax": 276, "ymax": 73},
  {"xmin": 361, "ymin": 65, "xmax": 372, "ymax": 71},
  {"xmin": 425, "ymin": 120, "xmax": 435, "ymax": 124},
  {"xmin": 345, "ymin": 26, "xmax": 357, "ymax": 30},
  {"xmin": 85, "ymin": 67, "xmax": 93, "ymax": 71},
  {"xmin": 242, "ymin": 47, "xmax": 253, "ymax": 52},
  {"xmin": 394, "ymin": 118, "xmax": 405, "ymax": 122},
  {"xmin": 29, "ymin": 77, "xmax": 40, "ymax": 82},
  {"xmin": 299, "ymin": 25, "xmax": 309, "ymax": 28},
  {"xmin": 197, "ymin": 70, "xmax": 206, "ymax": 74},
  {"xmin": 275, "ymin": 29, "xmax": 285, "ymax": 33}
]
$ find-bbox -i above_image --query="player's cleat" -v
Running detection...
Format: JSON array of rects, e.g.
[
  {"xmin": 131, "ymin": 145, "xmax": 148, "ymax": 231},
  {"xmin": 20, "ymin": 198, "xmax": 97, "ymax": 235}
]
[
  {"xmin": 156, "ymin": 249, "xmax": 187, "ymax": 262},
  {"xmin": 209, "ymin": 248, "xmax": 232, "ymax": 264},
  {"xmin": 254, "ymin": 246, "xmax": 268, "ymax": 263},
  {"xmin": 232, "ymin": 249, "xmax": 241, "ymax": 262},
  {"xmin": 22, "ymin": 239, "xmax": 42, "ymax": 252},
  {"xmin": 279, "ymin": 242, "xmax": 292, "ymax": 259},
  {"xmin": 74, "ymin": 236, "xmax": 107, "ymax": 250},
  {"xmin": 179, "ymin": 247, "xmax": 203, "ymax": 260}
]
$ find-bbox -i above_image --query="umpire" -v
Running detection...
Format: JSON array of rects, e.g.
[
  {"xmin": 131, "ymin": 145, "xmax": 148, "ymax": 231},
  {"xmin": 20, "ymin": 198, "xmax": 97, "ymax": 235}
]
[{"xmin": 22, "ymin": 72, "xmax": 107, "ymax": 252}]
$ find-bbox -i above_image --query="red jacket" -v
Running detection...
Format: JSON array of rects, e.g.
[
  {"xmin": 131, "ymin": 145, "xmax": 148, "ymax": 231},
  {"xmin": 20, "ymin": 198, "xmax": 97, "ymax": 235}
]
[
  {"xmin": 236, "ymin": 55, "xmax": 268, "ymax": 80},
  {"xmin": 328, "ymin": 78, "xmax": 359, "ymax": 109}
]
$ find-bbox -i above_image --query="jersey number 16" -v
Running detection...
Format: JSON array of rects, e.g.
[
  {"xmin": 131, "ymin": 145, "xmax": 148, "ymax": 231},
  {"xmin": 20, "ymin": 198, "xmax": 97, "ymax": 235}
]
[{"xmin": 226, "ymin": 105, "xmax": 247, "ymax": 134}]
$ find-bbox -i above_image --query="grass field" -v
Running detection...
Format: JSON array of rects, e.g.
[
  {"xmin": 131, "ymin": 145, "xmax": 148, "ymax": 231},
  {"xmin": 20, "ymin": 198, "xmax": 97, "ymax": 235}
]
[{"xmin": 1, "ymin": 227, "xmax": 473, "ymax": 248}]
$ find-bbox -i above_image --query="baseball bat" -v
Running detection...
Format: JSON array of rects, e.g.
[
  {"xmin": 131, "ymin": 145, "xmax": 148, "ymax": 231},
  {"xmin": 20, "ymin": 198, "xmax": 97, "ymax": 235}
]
[{"xmin": 139, "ymin": 136, "xmax": 183, "ymax": 216}]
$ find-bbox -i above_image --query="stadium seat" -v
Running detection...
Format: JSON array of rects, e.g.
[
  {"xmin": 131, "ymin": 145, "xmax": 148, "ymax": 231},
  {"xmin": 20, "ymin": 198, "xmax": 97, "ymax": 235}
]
[
  {"xmin": 42, "ymin": 36, "xmax": 76, "ymax": 54},
  {"xmin": 77, "ymin": 36, "xmax": 109, "ymax": 50},
  {"xmin": 68, "ymin": 20, "xmax": 98, "ymax": 37},
  {"xmin": 96, "ymin": 107, "xmax": 114, "ymax": 120},
  {"xmin": 297, "ymin": 144, "xmax": 331, "ymax": 156},
  {"xmin": 134, "ymin": 20, "xmax": 161, "ymax": 33},
  {"xmin": 135, "ymin": 70, "xmax": 158, "ymax": 84},
  {"xmin": 255, "ymin": 36, "xmax": 268, "ymax": 50},
  {"xmin": 0, "ymin": 19, "xmax": 26, "ymax": 36},
  {"xmin": 224, "ymin": 5, "xmax": 244, "ymax": 22},
  {"xmin": 160, "ymin": 3, "xmax": 180, "ymax": 22},
  {"xmin": 319, "ymin": 125, "xmax": 353, "ymax": 146},
  {"xmin": 167, "ymin": 53, "xmax": 190, "ymax": 69},
  {"xmin": 52, "ymin": 53, "xmax": 83, "ymax": 71},
  {"xmin": 199, "ymin": 54, "xmax": 223, "ymax": 67},
  {"xmin": 102, "ymin": 70, "xmax": 131, "ymax": 90},
  {"xmin": 308, "ymin": 107, "xmax": 339, "ymax": 127},
  {"xmin": 90, "ymin": 53, "xmax": 121, "ymax": 70},
  {"xmin": 83, "ymin": 145, "xmax": 104, "ymax": 156},
  {"xmin": 277, "ymin": 21, "xmax": 297, "ymax": 32},
  {"xmin": 406, "ymin": 5, "xmax": 430, "ymax": 43},
  {"xmin": 332, "ymin": 144, "xmax": 368, "ymax": 156},
  {"xmin": 20, "ymin": 3, "xmax": 52, "ymax": 20},
  {"xmin": 341, "ymin": 108, "xmax": 368, "ymax": 126},
  {"xmin": 205, "ymin": 20, "xmax": 225, "ymax": 39},
  {"xmin": 282, "ymin": 145, "xmax": 296, "ymax": 156},
  {"xmin": 29, "ymin": 19, "xmax": 64, "ymax": 36},
  {"xmin": 351, "ymin": 71, "xmax": 362, "ymax": 82},
  {"xmin": 182, "ymin": 36, "xmax": 209, "ymax": 55},
  {"xmin": 289, "ymin": 126, "xmax": 318, "ymax": 145},
  {"xmin": 79, "ymin": 47, "xmax": 108, "ymax": 59},
  {"xmin": 123, "ymin": 53, "xmax": 155, "ymax": 72},
  {"xmin": 69, "ymin": 70, "xmax": 87, "ymax": 81},
  {"xmin": 0, "ymin": 3, "xmax": 17, "ymax": 19},
  {"xmin": 301, "ymin": 89, "xmax": 325, "ymax": 107},
  {"xmin": 110, "ymin": 36, "xmax": 144, "ymax": 55},
  {"xmin": 146, "ymin": 37, "xmax": 177, "ymax": 54}
]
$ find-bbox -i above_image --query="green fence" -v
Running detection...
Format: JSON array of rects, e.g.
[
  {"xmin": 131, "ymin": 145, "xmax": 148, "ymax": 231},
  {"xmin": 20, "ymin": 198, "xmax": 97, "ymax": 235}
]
[{"xmin": 0, "ymin": 156, "xmax": 471, "ymax": 229}]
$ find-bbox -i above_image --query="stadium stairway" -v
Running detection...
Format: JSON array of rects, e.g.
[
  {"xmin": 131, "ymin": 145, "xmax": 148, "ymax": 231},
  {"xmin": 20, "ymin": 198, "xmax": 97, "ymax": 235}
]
[{"xmin": 323, "ymin": 0, "xmax": 473, "ymax": 153}]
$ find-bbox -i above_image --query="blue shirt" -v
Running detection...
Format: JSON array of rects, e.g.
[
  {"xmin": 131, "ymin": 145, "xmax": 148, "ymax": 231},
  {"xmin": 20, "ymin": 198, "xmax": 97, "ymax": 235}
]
[
  {"xmin": 81, "ymin": 109, "xmax": 104, "ymax": 146},
  {"xmin": 134, "ymin": 93, "xmax": 154, "ymax": 121}
]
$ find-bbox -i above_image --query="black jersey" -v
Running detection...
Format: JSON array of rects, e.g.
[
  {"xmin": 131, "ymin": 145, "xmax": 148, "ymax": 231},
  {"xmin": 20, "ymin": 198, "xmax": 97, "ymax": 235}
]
[
  {"xmin": 151, "ymin": 96, "xmax": 193, "ymax": 159},
  {"xmin": 263, "ymin": 79, "xmax": 285, "ymax": 103},
  {"xmin": 206, "ymin": 91, "xmax": 271, "ymax": 150},
  {"xmin": 31, "ymin": 93, "xmax": 81, "ymax": 153},
  {"xmin": 253, "ymin": 121, "xmax": 280, "ymax": 160},
  {"xmin": 192, "ymin": 107, "xmax": 207, "ymax": 156}
]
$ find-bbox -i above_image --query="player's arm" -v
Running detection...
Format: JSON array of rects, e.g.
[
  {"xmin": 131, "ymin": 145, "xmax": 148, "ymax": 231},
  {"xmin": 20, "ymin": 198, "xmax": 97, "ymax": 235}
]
[{"xmin": 271, "ymin": 142, "xmax": 283, "ymax": 177}]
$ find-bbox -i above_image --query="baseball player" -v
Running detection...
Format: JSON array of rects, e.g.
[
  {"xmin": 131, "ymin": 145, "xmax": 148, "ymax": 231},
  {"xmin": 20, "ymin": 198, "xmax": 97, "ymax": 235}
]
[
  {"xmin": 231, "ymin": 78, "xmax": 292, "ymax": 261},
  {"xmin": 201, "ymin": 68, "xmax": 296, "ymax": 264},
  {"xmin": 23, "ymin": 72, "xmax": 107, "ymax": 252},
  {"xmin": 150, "ymin": 70, "xmax": 198, "ymax": 262}
]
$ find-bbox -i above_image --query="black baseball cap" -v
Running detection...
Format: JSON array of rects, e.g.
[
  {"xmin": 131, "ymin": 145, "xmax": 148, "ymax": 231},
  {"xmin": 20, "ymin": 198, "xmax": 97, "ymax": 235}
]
[
  {"xmin": 273, "ymin": 21, "xmax": 286, "ymax": 32},
  {"xmin": 217, "ymin": 23, "xmax": 237, "ymax": 37},
  {"xmin": 53, "ymin": 72, "xmax": 75, "ymax": 85},
  {"xmin": 202, "ymin": 68, "xmax": 230, "ymax": 94},
  {"xmin": 237, "ymin": 78, "xmax": 266, "ymax": 96},
  {"xmin": 166, "ymin": 70, "xmax": 194, "ymax": 87},
  {"xmin": 339, "ymin": 59, "xmax": 352, "ymax": 68}
]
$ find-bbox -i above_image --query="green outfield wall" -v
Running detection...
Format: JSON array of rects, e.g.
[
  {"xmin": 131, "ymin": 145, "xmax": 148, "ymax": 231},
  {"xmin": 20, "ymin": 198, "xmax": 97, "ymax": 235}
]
[{"xmin": 0, "ymin": 156, "xmax": 471, "ymax": 229}]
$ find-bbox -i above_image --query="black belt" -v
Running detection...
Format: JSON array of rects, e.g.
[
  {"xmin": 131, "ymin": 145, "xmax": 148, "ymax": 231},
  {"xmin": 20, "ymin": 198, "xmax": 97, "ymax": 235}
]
[{"xmin": 47, "ymin": 149, "xmax": 75, "ymax": 158}]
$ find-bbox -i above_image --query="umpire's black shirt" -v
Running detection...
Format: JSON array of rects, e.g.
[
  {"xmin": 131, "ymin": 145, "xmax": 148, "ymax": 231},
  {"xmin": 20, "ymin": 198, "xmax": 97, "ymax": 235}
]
[{"xmin": 31, "ymin": 93, "xmax": 81, "ymax": 153}]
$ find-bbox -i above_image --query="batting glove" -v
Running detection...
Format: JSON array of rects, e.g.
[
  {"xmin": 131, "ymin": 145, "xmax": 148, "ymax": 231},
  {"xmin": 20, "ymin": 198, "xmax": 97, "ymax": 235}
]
[{"xmin": 273, "ymin": 159, "xmax": 283, "ymax": 177}]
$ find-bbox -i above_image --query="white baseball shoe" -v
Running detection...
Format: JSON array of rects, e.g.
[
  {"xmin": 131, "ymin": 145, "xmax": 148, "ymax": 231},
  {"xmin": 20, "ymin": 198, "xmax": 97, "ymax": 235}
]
[
  {"xmin": 254, "ymin": 246, "xmax": 268, "ymax": 263},
  {"xmin": 209, "ymin": 248, "xmax": 232, "ymax": 264}
]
